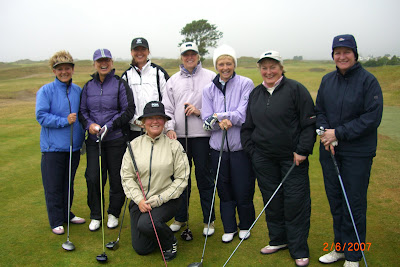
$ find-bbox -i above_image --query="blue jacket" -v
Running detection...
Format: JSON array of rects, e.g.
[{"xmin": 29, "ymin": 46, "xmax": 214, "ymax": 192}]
[
  {"xmin": 36, "ymin": 78, "xmax": 84, "ymax": 152},
  {"xmin": 315, "ymin": 62, "xmax": 383, "ymax": 157},
  {"xmin": 79, "ymin": 69, "xmax": 135, "ymax": 141}
]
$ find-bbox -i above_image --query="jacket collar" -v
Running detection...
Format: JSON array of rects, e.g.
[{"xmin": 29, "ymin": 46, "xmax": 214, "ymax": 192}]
[
  {"xmin": 54, "ymin": 77, "xmax": 72, "ymax": 88},
  {"xmin": 92, "ymin": 69, "xmax": 116, "ymax": 83},
  {"xmin": 212, "ymin": 72, "xmax": 237, "ymax": 94},
  {"xmin": 336, "ymin": 62, "xmax": 361, "ymax": 77},
  {"xmin": 180, "ymin": 62, "xmax": 202, "ymax": 76}
]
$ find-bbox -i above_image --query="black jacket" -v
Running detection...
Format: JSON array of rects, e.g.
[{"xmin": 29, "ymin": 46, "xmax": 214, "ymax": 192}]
[
  {"xmin": 241, "ymin": 76, "xmax": 316, "ymax": 160},
  {"xmin": 315, "ymin": 62, "xmax": 383, "ymax": 157}
]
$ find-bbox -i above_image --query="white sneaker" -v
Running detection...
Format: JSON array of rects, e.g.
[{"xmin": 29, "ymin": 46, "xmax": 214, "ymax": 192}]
[
  {"xmin": 169, "ymin": 221, "xmax": 186, "ymax": 232},
  {"xmin": 203, "ymin": 221, "xmax": 215, "ymax": 236},
  {"xmin": 107, "ymin": 214, "xmax": 118, "ymax": 229},
  {"xmin": 343, "ymin": 260, "xmax": 359, "ymax": 267},
  {"xmin": 239, "ymin": 230, "xmax": 250, "ymax": 240},
  {"xmin": 319, "ymin": 250, "xmax": 345, "ymax": 263},
  {"xmin": 222, "ymin": 231, "xmax": 237, "ymax": 243},
  {"xmin": 89, "ymin": 219, "xmax": 101, "ymax": 231},
  {"xmin": 70, "ymin": 216, "xmax": 86, "ymax": 224}
]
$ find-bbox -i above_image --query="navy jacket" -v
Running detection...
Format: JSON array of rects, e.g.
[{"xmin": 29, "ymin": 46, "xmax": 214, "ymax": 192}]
[
  {"xmin": 241, "ymin": 76, "xmax": 316, "ymax": 160},
  {"xmin": 79, "ymin": 69, "xmax": 135, "ymax": 141},
  {"xmin": 315, "ymin": 62, "xmax": 383, "ymax": 157}
]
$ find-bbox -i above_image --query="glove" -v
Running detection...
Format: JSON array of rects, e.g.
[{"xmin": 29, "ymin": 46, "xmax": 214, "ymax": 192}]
[
  {"xmin": 203, "ymin": 114, "xmax": 218, "ymax": 131},
  {"xmin": 145, "ymin": 195, "xmax": 163, "ymax": 208},
  {"xmin": 316, "ymin": 127, "xmax": 338, "ymax": 146},
  {"xmin": 97, "ymin": 125, "xmax": 108, "ymax": 141}
]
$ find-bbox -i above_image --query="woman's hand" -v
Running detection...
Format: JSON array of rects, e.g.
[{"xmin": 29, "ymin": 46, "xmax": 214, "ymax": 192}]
[
  {"xmin": 320, "ymin": 129, "xmax": 337, "ymax": 155},
  {"xmin": 67, "ymin": 113, "xmax": 77, "ymax": 125},
  {"xmin": 138, "ymin": 199, "xmax": 152, "ymax": 213},
  {"xmin": 293, "ymin": 152, "xmax": 307, "ymax": 166},
  {"xmin": 218, "ymin": 119, "xmax": 232, "ymax": 130},
  {"xmin": 184, "ymin": 102, "xmax": 200, "ymax": 117},
  {"xmin": 89, "ymin": 123, "xmax": 101, "ymax": 135},
  {"xmin": 166, "ymin": 130, "xmax": 177, "ymax": 140}
]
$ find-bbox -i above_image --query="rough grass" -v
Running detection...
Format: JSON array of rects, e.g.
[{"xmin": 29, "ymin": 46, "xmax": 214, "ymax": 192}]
[{"xmin": 0, "ymin": 60, "xmax": 399, "ymax": 266}]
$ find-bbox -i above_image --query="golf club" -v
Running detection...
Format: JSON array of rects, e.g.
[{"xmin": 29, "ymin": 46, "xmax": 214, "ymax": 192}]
[
  {"xmin": 187, "ymin": 129, "xmax": 226, "ymax": 267},
  {"xmin": 62, "ymin": 124, "xmax": 75, "ymax": 251},
  {"xmin": 126, "ymin": 141, "xmax": 168, "ymax": 267},
  {"xmin": 96, "ymin": 133, "xmax": 107, "ymax": 263},
  {"xmin": 223, "ymin": 162, "xmax": 296, "ymax": 266},
  {"xmin": 181, "ymin": 104, "xmax": 193, "ymax": 241},
  {"xmin": 106, "ymin": 197, "xmax": 128, "ymax": 250},
  {"xmin": 317, "ymin": 127, "xmax": 368, "ymax": 267}
]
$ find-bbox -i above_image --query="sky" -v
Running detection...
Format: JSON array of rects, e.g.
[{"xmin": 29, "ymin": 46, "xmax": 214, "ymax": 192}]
[{"xmin": 0, "ymin": 0, "xmax": 399, "ymax": 62}]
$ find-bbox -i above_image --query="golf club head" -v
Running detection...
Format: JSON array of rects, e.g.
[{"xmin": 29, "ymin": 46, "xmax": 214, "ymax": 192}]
[
  {"xmin": 62, "ymin": 240, "xmax": 75, "ymax": 251},
  {"xmin": 106, "ymin": 240, "xmax": 119, "ymax": 250},
  {"xmin": 181, "ymin": 228, "xmax": 193, "ymax": 241},
  {"xmin": 187, "ymin": 262, "xmax": 203, "ymax": 267},
  {"xmin": 96, "ymin": 253, "xmax": 108, "ymax": 263}
]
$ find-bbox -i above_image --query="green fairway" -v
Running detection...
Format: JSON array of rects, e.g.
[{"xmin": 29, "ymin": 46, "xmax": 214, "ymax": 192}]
[{"xmin": 0, "ymin": 59, "xmax": 399, "ymax": 266}]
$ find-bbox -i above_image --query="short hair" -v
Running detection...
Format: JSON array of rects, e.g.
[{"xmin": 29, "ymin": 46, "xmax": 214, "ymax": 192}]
[
  {"xmin": 49, "ymin": 50, "xmax": 74, "ymax": 69},
  {"xmin": 257, "ymin": 58, "xmax": 285, "ymax": 74},
  {"xmin": 216, "ymin": 55, "xmax": 235, "ymax": 67}
]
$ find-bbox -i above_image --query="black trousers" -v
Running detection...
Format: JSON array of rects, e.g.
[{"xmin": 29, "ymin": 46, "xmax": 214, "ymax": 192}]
[
  {"xmin": 252, "ymin": 151, "xmax": 311, "ymax": 259},
  {"xmin": 41, "ymin": 151, "xmax": 80, "ymax": 228},
  {"xmin": 85, "ymin": 137, "xmax": 126, "ymax": 219},
  {"xmin": 174, "ymin": 137, "xmax": 215, "ymax": 224},
  {"xmin": 129, "ymin": 197, "xmax": 182, "ymax": 255},
  {"xmin": 210, "ymin": 149, "xmax": 256, "ymax": 233},
  {"xmin": 320, "ymin": 148, "xmax": 372, "ymax": 262}
]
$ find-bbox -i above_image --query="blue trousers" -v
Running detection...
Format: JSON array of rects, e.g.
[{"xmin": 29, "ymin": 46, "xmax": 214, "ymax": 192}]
[
  {"xmin": 211, "ymin": 149, "xmax": 255, "ymax": 233},
  {"xmin": 320, "ymin": 148, "xmax": 372, "ymax": 262},
  {"xmin": 174, "ymin": 137, "xmax": 215, "ymax": 224},
  {"xmin": 85, "ymin": 137, "xmax": 126, "ymax": 220},
  {"xmin": 41, "ymin": 151, "xmax": 80, "ymax": 228},
  {"xmin": 252, "ymin": 152, "xmax": 311, "ymax": 259}
]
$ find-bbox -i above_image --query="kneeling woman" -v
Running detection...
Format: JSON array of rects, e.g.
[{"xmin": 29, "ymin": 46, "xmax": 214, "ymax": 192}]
[{"xmin": 121, "ymin": 101, "xmax": 189, "ymax": 262}]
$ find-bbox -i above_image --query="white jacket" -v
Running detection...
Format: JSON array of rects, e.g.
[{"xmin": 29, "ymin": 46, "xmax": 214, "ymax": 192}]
[
  {"xmin": 122, "ymin": 60, "xmax": 169, "ymax": 131},
  {"xmin": 163, "ymin": 63, "xmax": 216, "ymax": 138}
]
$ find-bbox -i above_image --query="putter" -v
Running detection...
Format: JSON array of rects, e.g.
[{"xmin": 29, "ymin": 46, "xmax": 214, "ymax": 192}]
[
  {"xmin": 62, "ymin": 125, "xmax": 75, "ymax": 251},
  {"xmin": 106, "ymin": 197, "xmax": 128, "ymax": 250},
  {"xmin": 126, "ymin": 141, "xmax": 168, "ymax": 267},
  {"xmin": 181, "ymin": 104, "xmax": 193, "ymax": 241},
  {"xmin": 223, "ymin": 162, "xmax": 296, "ymax": 266},
  {"xmin": 188, "ymin": 130, "xmax": 226, "ymax": 267},
  {"xmin": 317, "ymin": 127, "xmax": 368, "ymax": 267},
  {"xmin": 96, "ymin": 134, "xmax": 107, "ymax": 263}
]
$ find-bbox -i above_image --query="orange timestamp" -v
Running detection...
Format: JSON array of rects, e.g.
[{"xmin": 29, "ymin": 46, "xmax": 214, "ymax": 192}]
[{"xmin": 323, "ymin": 242, "xmax": 371, "ymax": 252}]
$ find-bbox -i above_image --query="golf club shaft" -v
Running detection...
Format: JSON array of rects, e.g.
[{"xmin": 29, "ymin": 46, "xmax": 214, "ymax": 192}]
[
  {"xmin": 98, "ymin": 137, "xmax": 106, "ymax": 254},
  {"xmin": 127, "ymin": 142, "xmax": 167, "ymax": 267},
  {"xmin": 117, "ymin": 197, "xmax": 128, "ymax": 241},
  {"xmin": 223, "ymin": 162, "xmax": 296, "ymax": 266},
  {"xmin": 184, "ymin": 104, "xmax": 189, "ymax": 230},
  {"xmin": 66, "ymin": 124, "xmax": 73, "ymax": 241},
  {"xmin": 200, "ymin": 129, "xmax": 227, "ymax": 263},
  {"xmin": 330, "ymin": 153, "xmax": 368, "ymax": 267}
]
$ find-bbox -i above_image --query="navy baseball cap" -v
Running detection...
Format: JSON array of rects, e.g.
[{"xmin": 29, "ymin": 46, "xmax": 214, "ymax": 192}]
[{"xmin": 332, "ymin": 34, "xmax": 358, "ymax": 60}]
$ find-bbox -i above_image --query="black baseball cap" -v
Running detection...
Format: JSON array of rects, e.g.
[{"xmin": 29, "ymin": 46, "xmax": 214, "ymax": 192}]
[{"xmin": 131, "ymin": 37, "xmax": 149, "ymax": 50}]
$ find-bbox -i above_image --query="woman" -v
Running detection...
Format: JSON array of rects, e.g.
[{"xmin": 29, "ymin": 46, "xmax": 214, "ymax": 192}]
[
  {"xmin": 121, "ymin": 37, "xmax": 170, "ymax": 140},
  {"xmin": 316, "ymin": 35, "xmax": 383, "ymax": 267},
  {"xmin": 121, "ymin": 101, "xmax": 189, "ymax": 262},
  {"xmin": 36, "ymin": 50, "xmax": 85, "ymax": 235},
  {"xmin": 162, "ymin": 42, "xmax": 216, "ymax": 236},
  {"xmin": 79, "ymin": 48, "xmax": 135, "ymax": 231},
  {"xmin": 202, "ymin": 44, "xmax": 255, "ymax": 243},
  {"xmin": 241, "ymin": 51, "xmax": 316, "ymax": 267}
]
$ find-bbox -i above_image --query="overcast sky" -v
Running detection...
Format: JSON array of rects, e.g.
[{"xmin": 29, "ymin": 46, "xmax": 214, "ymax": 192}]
[{"xmin": 0, "ymin": 0, "xmax": 399, "ymax": 62}]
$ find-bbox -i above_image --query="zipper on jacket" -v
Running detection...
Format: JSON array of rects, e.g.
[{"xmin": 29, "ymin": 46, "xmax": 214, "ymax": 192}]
[
  {"xmin": 146, "ymin": 141, "xmax": 154, "ymax": 197},
  {"xmin": 222, "ymin": 84, "xmax": 230, "ymax": 152}
]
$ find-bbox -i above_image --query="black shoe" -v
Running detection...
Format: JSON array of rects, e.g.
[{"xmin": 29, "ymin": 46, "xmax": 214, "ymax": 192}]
[{"xmin": 163, "ymin": 237, "xmax": 177, "ymax": 261}]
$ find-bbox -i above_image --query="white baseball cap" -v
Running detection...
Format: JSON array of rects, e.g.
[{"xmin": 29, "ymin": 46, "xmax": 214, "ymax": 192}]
[
  {"xmin": 180, "ymin": 42, "xmax": 199, "ymax": 55},
  {"xmin": 257, "ymin": 50, "xmax": 283, "ymax": 64}
]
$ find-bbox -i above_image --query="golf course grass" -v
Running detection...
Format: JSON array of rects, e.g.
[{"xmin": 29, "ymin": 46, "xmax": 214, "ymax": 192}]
[{"xmin": 0, "ymin": 59, "xmax": 398, "ymax": 266}]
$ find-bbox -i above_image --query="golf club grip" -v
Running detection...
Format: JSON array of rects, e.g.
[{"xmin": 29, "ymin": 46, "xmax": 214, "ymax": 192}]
[{"xmin": 185, "ymin": 104, "xmax": 188, "ymax": 136}]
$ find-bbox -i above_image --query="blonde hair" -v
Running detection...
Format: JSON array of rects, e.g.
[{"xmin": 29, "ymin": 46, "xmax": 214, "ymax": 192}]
[
  {"xmin": 49, "ymin": 50, "xmax": 74, "ymax": 69},
  {"xmin": 216, "ymin": 55, "xmax": 235, "ymax": 67}
]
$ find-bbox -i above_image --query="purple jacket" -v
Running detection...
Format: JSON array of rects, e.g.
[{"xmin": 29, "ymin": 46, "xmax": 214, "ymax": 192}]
[
  {"xmin": 202, "ymin": 73, "xmax": 254, "ymax": 152},
  {"xmin": 163, "ymin": 62, "xmax": 216, "ymax": 138},
  {"xmin": 79, "ymin": 69, "xmax": 135, "ymax": 141}
]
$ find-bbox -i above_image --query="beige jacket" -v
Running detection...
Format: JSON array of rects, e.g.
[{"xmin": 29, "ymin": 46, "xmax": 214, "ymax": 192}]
[{"xmin": 121, "ymin": 133, "xmax": 189, "ymax": 205}]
